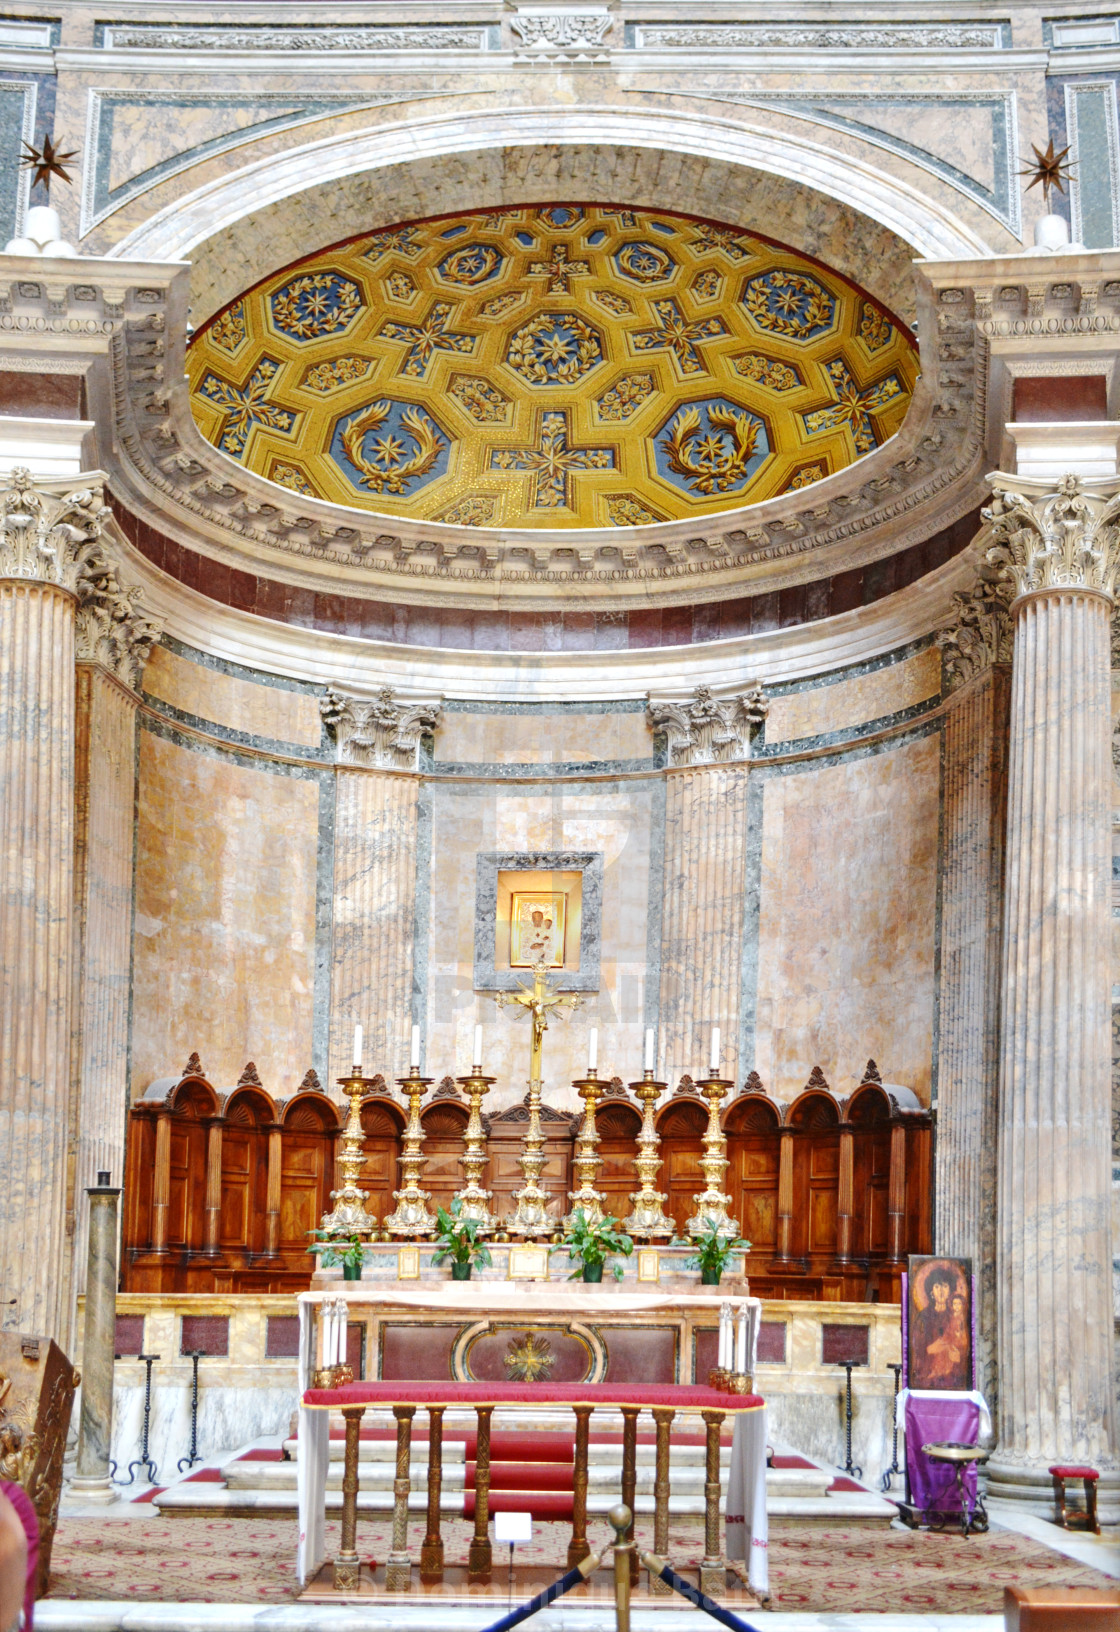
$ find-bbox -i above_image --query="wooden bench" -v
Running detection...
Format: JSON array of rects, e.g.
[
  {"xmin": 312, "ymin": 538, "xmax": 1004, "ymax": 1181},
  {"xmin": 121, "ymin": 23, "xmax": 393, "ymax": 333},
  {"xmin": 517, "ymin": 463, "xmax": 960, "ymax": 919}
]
[{"xmin": 1006, "ymin": 1587, "xmax": 1120, "ymax": 1629}]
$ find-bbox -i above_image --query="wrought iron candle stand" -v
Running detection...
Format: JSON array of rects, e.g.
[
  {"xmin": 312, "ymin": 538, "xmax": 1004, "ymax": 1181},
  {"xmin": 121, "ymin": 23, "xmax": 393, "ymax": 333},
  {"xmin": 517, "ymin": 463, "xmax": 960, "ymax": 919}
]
[
  {"xmin": 623, "ymin": 1070, "xmax": 674, "ymax": 1239},
  {"xmin": 320, "ymin": 1067, "xmax": 378, "ymax": 1239},
  {"xmin": 384, "ymin": 1066, "xmax": 435, "ymax": 1237},
  {"xmin": 453, "ymin": 1071, "xmax": 496, "ymax": 1233},
  {"xmin": 686, "ymin": 1074, "xmax": 738, "ymax": 1239},
  {"xmin": 177, "ymin": 1350, "xmax": 205, "ymax": 1473},
  {"xmin": 835, "ymin": 1359, "xmax": 864, "ymax": 1481},
  {"xmin": 120, "ymin": 1352, "xmax": 160, "ymax": 1485},
  {"xmin": 564, "ymin": 1070, "xmax": 606, "ymax": 1228},
  {"xmin": 881, "ymin": 1361, "xmax": 904, "ymax": 1492}
]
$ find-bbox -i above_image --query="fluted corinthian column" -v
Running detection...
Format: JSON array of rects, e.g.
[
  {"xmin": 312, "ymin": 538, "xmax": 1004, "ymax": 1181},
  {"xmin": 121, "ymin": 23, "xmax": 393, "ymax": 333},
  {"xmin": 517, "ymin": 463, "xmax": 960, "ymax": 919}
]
[
  {"xmin": 983, "ymin": 474, "xmax": 1120, "ymax": 1513},
  {"xmin": 0, "ymin": 469, "xmax": 107, "ymax": 1340},
  {"xmin": 67, "ymin": 582, "xmax": 158, "ymax": 1333},
  {"xmin": 934, "ymin": 570, "xmax": 1012, "ymax": 1406}
]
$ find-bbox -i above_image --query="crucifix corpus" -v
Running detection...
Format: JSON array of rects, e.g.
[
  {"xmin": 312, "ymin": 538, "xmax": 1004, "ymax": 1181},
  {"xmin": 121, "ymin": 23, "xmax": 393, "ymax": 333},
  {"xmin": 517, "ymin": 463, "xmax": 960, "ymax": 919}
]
[{"xmin": 494, "ymin": 959, "xmax": 581, "ymax": 1237}]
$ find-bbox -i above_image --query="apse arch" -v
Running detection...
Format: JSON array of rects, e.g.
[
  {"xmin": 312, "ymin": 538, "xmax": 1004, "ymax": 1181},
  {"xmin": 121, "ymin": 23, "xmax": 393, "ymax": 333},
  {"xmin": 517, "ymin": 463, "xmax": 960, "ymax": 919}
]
[{"xmin": 108, "ymin": 104, "xmax": 991, "ymax": 328}]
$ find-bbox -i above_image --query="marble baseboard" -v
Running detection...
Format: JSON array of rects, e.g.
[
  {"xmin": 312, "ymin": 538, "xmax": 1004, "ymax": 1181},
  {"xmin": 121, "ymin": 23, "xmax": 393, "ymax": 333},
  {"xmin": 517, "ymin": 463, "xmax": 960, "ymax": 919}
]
[{"xmin": 108, "ymin": 1384, "xmax": 295, "ymax": 1485}]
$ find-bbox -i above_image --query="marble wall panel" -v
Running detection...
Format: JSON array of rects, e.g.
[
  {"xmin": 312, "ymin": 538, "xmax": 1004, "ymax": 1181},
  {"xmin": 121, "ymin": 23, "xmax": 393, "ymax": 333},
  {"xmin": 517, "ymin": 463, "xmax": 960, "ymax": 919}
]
[
  {"xmin": 144, "ymin": 644, "xmax": 322, "ymax": 748},
  {"xmin": 130, "ymin": 731, "xmax": 320, "ymax": 1096},
  {"xmin": 435, "ymin": 709, "xmax": 650, "ymax": 766},
  {"xmin": 766, "ymin": 647, "xmax": 941, "ymax": 744},
  {"xmin": 658, "ymin": 766, "xmax": 752, "ymax": 1087},
  {"xmin": 329, "ymin": 771, "xmax": 419, "ymax": 1086},
  {"xmin": 754, "ymin": 733, "xmax": 940, "ymax": 1102},
  {"xmin": 424, "ymin": 782, "xmax": 654, "ymax": 1109}
]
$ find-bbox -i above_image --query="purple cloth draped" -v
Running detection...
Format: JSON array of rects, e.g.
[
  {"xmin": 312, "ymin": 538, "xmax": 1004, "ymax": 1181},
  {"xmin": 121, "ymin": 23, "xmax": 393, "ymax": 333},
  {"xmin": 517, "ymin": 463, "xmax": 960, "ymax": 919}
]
[{"xmin": 904, "ymin": 1396, "xmax": 980, "ymax": 1518}]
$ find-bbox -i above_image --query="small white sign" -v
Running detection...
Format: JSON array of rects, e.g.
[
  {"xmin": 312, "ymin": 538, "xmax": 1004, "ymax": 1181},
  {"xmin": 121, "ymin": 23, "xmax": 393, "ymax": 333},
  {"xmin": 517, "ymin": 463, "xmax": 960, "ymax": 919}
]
[{"xmin": 494, "ymin": 1511, "xmax": 533, "ymax": 1544}]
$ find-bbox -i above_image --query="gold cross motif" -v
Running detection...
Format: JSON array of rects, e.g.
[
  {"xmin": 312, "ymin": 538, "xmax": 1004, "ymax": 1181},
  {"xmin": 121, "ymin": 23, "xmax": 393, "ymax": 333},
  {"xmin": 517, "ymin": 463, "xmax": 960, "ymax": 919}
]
[
  {"xmin": 527, "ymin": 242, "xmax": 591, "ymax": 294},
  {"xmin": 489, "ymin": 409, "xmax": 614, "ymax": 510},
  {"xmin": 495, "ymin": 959, "xmax": 581, "ymax": 1084}
]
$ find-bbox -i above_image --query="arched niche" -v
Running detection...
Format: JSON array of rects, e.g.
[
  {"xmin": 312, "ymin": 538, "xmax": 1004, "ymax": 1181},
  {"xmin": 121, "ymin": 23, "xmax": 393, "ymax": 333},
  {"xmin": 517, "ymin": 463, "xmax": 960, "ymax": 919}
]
[
  {"xmin": 724, "ymin": 1093, "xmax": 782, "ymax": 1259},
  {"xmin": 846, "ymin": 1082, "xmax": 893, "ymax": 1261},
  {"xmin": 655, "ymin": 1095, "xmax": 708, "ymax": 1236},
  {"xmin": 220, "ymin": 1087, "xmax": 274, "ymax": 1258},
  {"xmin": 164, "ymin": 1077, "xmax": 220, "ymax": 1254},
  {"xmin": 280, "ymin": 1091, "xmax": 340, "ymax": 1257},
  {"xmin": 420, "ymin": 1094, "xmax": 470, "ymax": 1216},
  {"xmin": 595, "ymin": 1097, "xmax": 642, "ymax": 1225}
]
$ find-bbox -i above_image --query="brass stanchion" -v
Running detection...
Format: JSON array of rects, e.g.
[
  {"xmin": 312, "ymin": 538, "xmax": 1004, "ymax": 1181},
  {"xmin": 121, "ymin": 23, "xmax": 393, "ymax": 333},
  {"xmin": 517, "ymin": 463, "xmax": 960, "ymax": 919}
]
[{"xmin": 609, "ymin": 1503, "xmax": 634, "ymax": 1632}]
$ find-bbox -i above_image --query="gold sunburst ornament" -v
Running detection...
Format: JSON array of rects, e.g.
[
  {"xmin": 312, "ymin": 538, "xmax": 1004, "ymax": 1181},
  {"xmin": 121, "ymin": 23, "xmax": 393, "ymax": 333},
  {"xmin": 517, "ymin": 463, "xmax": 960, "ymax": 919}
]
[
  {"xmin": 1018, "ymin": 139, "xmax": 1075, "ymax": 206},
  {"xmin": 505, "ymin": 1331, "xmax": 554, "ymax": 1383},
  {"xmin": 20, "ymin": 134, "xmax": 79, "ymax": 192}
]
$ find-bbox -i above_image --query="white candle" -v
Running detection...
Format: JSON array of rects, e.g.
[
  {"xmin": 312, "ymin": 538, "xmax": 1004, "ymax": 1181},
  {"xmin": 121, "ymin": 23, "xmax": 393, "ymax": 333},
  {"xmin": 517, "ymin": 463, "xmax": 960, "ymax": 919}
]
[
  {"xmin": 718, "ymin": 1303, "xmax": 730, "ymax": 1369},
  {"xmin": 709, "ymin": 1026, "xmax": 721, "ymax": 1074},
  {"xmin": 735, "ymin": 1302, "xmax": 747, "ymax": 1374},
  {"xmin": 588, "ymin": 1028, "xmax": 598, "ymax": 1073},
  {"xmin": 410, "ymin": 1023, "xmax": 421, "ymax": 1070},
  {"xmin": 644, "ymin": 1028, "xmax": 655, "ymax": 1073},
  {"xmin": 473, "ymin": 1023, "xmax": 483, "ymax": 1073},
  {"xmin": 353, "ymin": 1024, "xmax": 363, "ymax": 1070}
]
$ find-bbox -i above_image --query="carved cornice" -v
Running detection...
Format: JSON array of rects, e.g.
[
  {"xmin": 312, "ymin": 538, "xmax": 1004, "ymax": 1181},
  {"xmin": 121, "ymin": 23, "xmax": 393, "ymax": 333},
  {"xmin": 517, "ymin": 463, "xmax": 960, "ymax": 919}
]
[
  {"xmin": 983, "ymin": 474, "xmax": 1120, "ymax": 604},
  {"xmin": 936, "ymin": 560, "xmax": 1014, "ymax": 689},
  {"xmin": 648, "ymin": 683, "xmax": 767, "ymax": 765},
  {"xmin": 321, "ymin": 684, "xmax": 442, "ymax": 770}
]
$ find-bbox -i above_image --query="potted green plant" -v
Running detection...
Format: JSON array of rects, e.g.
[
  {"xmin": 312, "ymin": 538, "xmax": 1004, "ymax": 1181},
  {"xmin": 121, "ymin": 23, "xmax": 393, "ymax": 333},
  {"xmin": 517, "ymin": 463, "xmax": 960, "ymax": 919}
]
[
  {"xmin": 431, "ymin": 1197, "xmax": 493, "ymax": 1281},
  {"xmin": 675, "ymin": 1218, "xmax": 750, "ymax": 1285},
  {"xmin": 307, "ymin": 1230, "xmax": 369, "ymax": 1281},
  {"xmin": 563, "ymin": 1209, "xmax": 634, "ymax": 1283}
]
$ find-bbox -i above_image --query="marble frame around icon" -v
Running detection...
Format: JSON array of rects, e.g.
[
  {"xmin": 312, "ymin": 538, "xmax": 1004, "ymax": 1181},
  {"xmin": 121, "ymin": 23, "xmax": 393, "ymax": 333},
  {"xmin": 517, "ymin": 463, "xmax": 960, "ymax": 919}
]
[{"xmin": 475, "ymin": 850, "xmax": 603, "ymax": 993}]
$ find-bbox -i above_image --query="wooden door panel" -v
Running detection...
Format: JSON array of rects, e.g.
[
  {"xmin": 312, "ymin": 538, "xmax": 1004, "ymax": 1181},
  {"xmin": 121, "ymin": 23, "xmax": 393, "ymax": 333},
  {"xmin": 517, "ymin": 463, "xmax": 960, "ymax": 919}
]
[
  {"xmin": 809, "ymin": 1187, "xmax": 837, "ymax": 1252},
  {"xmin": 742, "ymin": 1194, "xmax": 776, "ymax": 1247}
]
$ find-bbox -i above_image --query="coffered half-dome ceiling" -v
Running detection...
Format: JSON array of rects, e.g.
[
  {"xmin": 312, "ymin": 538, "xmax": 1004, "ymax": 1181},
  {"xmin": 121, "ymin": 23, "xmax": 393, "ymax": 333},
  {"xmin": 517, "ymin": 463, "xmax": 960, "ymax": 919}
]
[{"xmin": 187, "ymin": 203, "xmax": 918, "ymax": 532}]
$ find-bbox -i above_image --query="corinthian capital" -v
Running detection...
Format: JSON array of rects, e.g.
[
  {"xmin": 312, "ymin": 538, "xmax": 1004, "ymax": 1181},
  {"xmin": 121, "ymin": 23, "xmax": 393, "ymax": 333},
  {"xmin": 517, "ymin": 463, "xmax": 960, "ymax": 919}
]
[
  {"xmin": 936, "ymin": 564, "xmax": 1014, "ymax": 690},
  {"xmin": 74, "ymin": 558, "xmax": 162, "ymax": 690},
  {"xmin": 0, "ymin": 467, "xmax": 108, "ymax": 589},
  {"xmin": 983, "ymin": 473, "xmax": 1120, "ymax": 602},
  {"xmin": 321, "ymin": 685, "xmax": 442, "ymax": 770},
  {"xmin": 647, "ymin": 682, "xmax": 768, "ymax": 766}
]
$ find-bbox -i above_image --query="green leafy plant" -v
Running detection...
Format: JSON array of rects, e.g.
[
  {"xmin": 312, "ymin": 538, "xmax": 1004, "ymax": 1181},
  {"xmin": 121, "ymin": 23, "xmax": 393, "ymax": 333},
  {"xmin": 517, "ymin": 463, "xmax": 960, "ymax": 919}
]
[
  {"xmin": 431, "ymin": 1197, "xmax": 493, "ymax": 1271},
  {"xmin": 673, "ymin": 1218, "xmax": 750, "ymax": 1282},
  {"xmin": 562, "ymin": 1209, "xmax": 634, "ymax": 1281},
  {"xmin": 306, "ymin": 1229, "xmax": 368, "ymax": 1271}
]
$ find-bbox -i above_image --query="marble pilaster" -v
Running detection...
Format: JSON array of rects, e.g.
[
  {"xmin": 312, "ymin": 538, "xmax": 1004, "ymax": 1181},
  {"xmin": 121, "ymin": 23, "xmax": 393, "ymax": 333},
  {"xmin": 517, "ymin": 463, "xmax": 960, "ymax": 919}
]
[
  {"xmin": 329, "ymin": 770, "xmax": 420, "ymax": 1085},
  {"xmin": 933, "ymin": 573, "xmax": 1012, "ymax": 1407},
  {"xmin": 0, "ymin": 470, "xmax": 106, "ymax": 1339},
  {"xmin": 658, "ymin": 766, "xmax": 750, "ymax": 1086},
  {"xmin": 984, "ymin": 475, "xmax": 1120, "ymax": 1510},
  {"xmin": 71, "ymin": 1179, "xmax": 121, "ymax": 1502}
]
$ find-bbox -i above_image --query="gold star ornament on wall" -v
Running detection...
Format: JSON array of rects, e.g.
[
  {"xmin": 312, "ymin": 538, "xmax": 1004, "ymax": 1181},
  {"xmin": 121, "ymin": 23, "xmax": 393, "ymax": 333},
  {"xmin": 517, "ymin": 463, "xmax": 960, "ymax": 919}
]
[
  {"xmin": 20, "ymin": 134, "xmax": 79, "ymax": 191},
  {"xmin": 1018, "ymin": 139, "xmax": 1075, "ymax": 206}
]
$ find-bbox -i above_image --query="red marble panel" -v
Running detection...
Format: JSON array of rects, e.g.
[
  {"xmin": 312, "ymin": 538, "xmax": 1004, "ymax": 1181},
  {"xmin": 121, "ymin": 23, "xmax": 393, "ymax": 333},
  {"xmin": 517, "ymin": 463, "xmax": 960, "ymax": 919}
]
[
  {"xmin": 821, "ymin": 1323, "xmax": 869, "ymax": 1365},
  {"xmin": 114, "ymin": 1315, "xmax": 145, "ymax": 1356},
  {"xmin": 1013, "ymin": 373, "xmax": 1107, "ymax": 421},
  {"xmin": 181, "ymin": 1314, "xmax": 229, "ymax": 1355},
  {"xmin": 693, "ymin": 1326, "xmax": 718, "ymax": 1381},
  {"xmin": 603, "ymin": 1326, "xmax": 677, "ymax": 1384},
  {"xmin": 381, "ymin": 1323, "xmax": 460, "ymax": 1380},
  {"xmin": 758, "ymin": 1321, "xmax": 786, "ymax": 1363},
  {"xmin": 467, "ymin": 1327, "xmax": 592, "ymax": 1383},
  {"xmin": 265, "ymin": 1315, "xmax": 300, "ymax": 1358}
]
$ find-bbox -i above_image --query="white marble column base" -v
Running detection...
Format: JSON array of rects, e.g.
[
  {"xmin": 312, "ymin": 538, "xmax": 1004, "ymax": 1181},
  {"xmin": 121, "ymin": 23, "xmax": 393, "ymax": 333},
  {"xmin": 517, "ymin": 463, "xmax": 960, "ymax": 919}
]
[
  {"xmin": 986, "ymin": 1460, "xmax": 1120, "ymax": 1526},
  {"xmin": 65, "ymin": 1474, "xmax": 119, "ymax": 1504}
]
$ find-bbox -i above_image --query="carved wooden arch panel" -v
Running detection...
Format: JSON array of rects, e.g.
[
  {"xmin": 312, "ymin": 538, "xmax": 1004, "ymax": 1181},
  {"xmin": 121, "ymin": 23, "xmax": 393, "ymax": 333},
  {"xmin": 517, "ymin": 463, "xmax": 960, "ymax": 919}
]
[
  {"xmin": 422, "ymin": 1101, "xmax": 469, "ymax": 1213},
  {"xmin": 657, "ymin": 1099, "xmax": 707, "ymax": 1235},
  {"xmin": 278, "ymin": 1094, "xmax": 338, "ymax": 1258},
  {"xmin": 359, "ymin": 1096, "xmax": 406, "ymax": 1227},
  {"xmin": 220, "ymin": 1090, "xmax": 271, "ymax": 1256},
  {"xmin": 488, "ymin": 1100, "xmax": 575, "ymax": 1225},
  {"xmin": 725, "ymin": 1096, "xmax": 781, "ymax": 1254},
  {"xmin": 788, "ymin": 1093, "xmax": 840, "ymax": 1262},
  {"xmin": 596, "ymin": 1101, "xmax": 641, "ymax": 1223}
]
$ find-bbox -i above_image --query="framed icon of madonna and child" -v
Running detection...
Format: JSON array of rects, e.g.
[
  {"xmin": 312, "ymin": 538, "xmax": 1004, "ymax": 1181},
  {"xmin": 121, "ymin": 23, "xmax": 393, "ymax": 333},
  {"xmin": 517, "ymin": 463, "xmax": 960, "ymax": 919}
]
[{"xmin": 905, "ymin": 1255, "xmax": 974, "ymax": 1392}]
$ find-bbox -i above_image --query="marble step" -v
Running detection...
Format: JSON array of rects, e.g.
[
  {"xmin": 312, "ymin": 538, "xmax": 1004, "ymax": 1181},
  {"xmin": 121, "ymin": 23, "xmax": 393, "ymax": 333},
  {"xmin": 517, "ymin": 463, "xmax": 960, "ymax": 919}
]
[{"xmin": 220, "ymin": 1458, "xmax": 828, "ymax": 1500}]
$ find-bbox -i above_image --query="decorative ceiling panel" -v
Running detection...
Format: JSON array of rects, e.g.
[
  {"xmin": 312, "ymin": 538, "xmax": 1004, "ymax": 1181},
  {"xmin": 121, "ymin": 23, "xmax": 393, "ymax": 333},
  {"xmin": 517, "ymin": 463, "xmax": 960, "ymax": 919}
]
[{"xmin": 186, "ymin": 204, "xmax": 918, "ymax": 531}]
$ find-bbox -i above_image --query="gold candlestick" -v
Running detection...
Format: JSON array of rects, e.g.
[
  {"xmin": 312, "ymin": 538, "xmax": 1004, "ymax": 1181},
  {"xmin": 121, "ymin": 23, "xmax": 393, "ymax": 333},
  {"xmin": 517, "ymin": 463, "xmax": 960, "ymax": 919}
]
[
  {"xmin": 564, "ymin": 1071, "xmax": 605, "ymax": 1228},
  {"xmin": 319, "ymin": 1068, "xmax": 378, "ymax": 1239},
  {"xmin": 623, "ymin": 1071, "xmax": 675, "ymax": 1240},
  {"xmin": 454, "ymin": 1071, "xmax": 495, "ymax": 1234},
  {"xmin": 384, "ymin": 1067, "xmax": 436, "ymax": 1238},
  {"xmin": 686, "ymin": 1074, "xmax": 738, "ymax": 1239},
  {"xmin": 505, "ymin": 1077, "xmax": 554, "ymax": 1239}
]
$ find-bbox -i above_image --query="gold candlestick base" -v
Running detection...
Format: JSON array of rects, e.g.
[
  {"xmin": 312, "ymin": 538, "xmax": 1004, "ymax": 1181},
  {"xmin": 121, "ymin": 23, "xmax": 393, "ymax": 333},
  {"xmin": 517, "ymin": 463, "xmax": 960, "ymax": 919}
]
[
  {"xmin": 505, "ymin": 1077, "xmax": 554, "ymax": 1239},
  {"xmin": 454, "ymin": 1072, "xmax": 495, "ymax": 1234},
  {"xmin": 319, "ymin": 1069, "xmax": 378, "ymax": 1239},
  {"xmin": 686, "ymin": 1074, "xmax": 739, "ymax": 1240},
  {"xmin": 563, "ymin": 1071, "xmax": 606, "ymax": 1229},
  {"xmin": 623, "ymin": 1070, "xmax": 675, "ymax": 1240},
  {"xmin": 384, "ymin": 1068, "xmax": 436, "ymax": 1238}
]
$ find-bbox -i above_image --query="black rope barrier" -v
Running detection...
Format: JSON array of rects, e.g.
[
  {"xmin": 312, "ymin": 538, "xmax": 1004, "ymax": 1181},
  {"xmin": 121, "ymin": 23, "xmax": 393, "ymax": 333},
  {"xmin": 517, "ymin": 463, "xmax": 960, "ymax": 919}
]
[
  {"xmin": 640, "ymin": 1550, "xmax": 762, "ymax": 1632},
  {"xmin": 477, "ymin": 1549, "xmax": 605, "ymax": 1632}
]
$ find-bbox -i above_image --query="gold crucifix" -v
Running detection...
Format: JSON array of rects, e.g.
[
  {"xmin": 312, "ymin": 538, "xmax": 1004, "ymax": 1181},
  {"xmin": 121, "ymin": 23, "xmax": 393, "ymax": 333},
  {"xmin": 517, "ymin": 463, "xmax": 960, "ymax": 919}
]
[{"xmin": 495, "ymin": 959, "xmax": 581, "ymax": 1083}]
